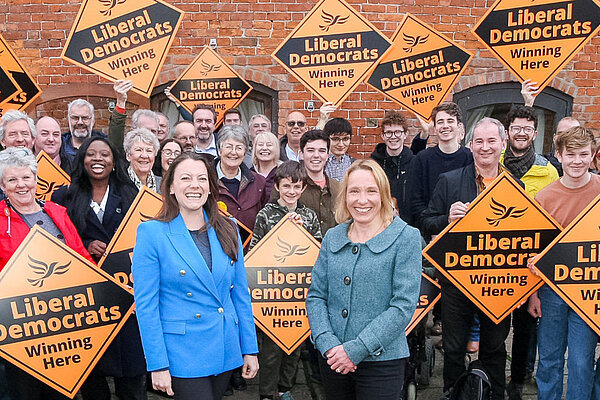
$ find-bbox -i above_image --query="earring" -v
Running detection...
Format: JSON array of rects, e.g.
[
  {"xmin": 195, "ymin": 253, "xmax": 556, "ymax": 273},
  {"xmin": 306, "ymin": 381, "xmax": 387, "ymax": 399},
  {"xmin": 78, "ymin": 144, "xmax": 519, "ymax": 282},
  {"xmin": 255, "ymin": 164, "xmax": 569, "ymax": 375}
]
[{"xmin": 170, "ymin": 191, "xmax": 174, "ymax": 195}]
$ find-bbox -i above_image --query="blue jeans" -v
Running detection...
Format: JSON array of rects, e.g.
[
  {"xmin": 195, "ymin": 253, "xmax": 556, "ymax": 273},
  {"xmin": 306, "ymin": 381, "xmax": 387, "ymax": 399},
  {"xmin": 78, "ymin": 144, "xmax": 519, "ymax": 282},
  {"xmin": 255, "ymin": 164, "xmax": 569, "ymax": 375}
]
[{"xmin": 537, "ymin": 285, "xmax": 598, "ymax": 400}]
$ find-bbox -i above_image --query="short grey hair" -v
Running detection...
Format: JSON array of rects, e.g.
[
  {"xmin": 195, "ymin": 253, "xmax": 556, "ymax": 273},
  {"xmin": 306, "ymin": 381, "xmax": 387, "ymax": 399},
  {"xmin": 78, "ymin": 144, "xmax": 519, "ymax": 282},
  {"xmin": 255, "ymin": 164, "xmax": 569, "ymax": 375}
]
[
  {"xmin": 0, "ymin": 147, "xmax": 37, "ymax": 182},
  {"xmin": 0, "ymin": 110, "xmax": 37, "ymax": 141},
  {"xmin": 68, "ymin": 99, "xmax": 95, "ymax": 126},
  {"xmin": 132, "ymin": 109, "xmax": 159, "ymax": 129},
  {"xmin": 470, "ymin": 117, "xmax": 506, "ymax": 141},
  {"xmin": 249, "ymin": 114, "xmax": 271, "ymax": 129},
  {"xmin": 217, "ymin": 125, "xmax": 249, "ymax": 151},
  {"xmin": 123, "ymin": 128, "xmax": 160, "ymax": 156}
]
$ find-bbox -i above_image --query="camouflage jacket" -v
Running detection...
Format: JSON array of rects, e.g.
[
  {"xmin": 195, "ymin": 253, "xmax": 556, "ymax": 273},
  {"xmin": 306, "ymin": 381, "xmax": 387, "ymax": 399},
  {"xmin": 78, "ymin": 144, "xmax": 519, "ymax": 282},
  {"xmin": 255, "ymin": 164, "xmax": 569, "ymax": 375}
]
[{"xmin": 250, "ymin": 201, "xmax": 322, "ymax": 250}]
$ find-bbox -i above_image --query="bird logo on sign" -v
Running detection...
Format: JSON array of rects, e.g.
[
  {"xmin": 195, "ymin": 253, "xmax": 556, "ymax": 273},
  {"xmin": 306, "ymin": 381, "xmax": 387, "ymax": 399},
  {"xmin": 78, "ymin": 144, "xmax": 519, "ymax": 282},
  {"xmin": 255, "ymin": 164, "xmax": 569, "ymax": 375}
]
[
  {"xmin": 274, "ymin": 237, "xmax": 310, "ymax": 262},
  {"xmin": 403, "ymin": 33, "xmax": 429, "ymax": 53},
  {"xmin": 27, "ymin": 256, "xmax": 71, "ymax": 287},
  {"xmin": 98, "ymin": 0, "xmax": 127, "ymax": 16},
  {"xmin": 486, "ymin": 198, "xmax": 528, "ymax": 227},
  {"xmin": 319, "ymin": 10, "xmax": 349, "ymax": 32},
  {"xmin": 200, "ymin": 60, "xmax": 221, "ymax": 76},
  {"xmin": 36, "ymin": 176, "xmax": 65, "ymax": 200}
]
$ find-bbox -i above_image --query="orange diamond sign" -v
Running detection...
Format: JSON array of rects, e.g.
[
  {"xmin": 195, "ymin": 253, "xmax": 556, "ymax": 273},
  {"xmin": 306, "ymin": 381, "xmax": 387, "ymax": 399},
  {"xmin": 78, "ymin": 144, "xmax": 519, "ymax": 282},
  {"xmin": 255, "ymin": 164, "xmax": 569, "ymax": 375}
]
[
  {"xmin": 533, "ymin": 192, "xmax": 600, "ymax": 335},
  {"xmin": 423, "ymin": 172, "xmax": 562, "ymax": 323},
  {"xmin": 36, "ymin": 151, "xmax": 71, "ymax": 202},
  {"xmin": 406, "ymin": 273, "xmax": 441, "ymax": 334},
  {"xmin": 98, "ymin": 187, "xmax": 163, "ymax": 288},
  {"xmin": 0, "ymin": 33, "xmax": 42, "ymax": 114},
  {"xmin": 0, "ymin": 227, "xmax": 135, "ymax": 398},
  {"xmin": 272, "ymin": 0, "xmax": 391, "ymax": 106},
  {"xmin": 245, "ymin": 217, "xmax": 320, "ymax": 354},
  {"xmin": 61, "ymin": 0, "xmax": 184, "ymax": 97},
  {"xmin": 472, "ymin": 0, "xmax": 600, "ymax": 92},
  {"xmin": 366, "ymin": 14, "xmax": 473, "ymax": 121},
  {"xmin": 170, "ymin": 46, "xmax": 253, "ymax": 127}
]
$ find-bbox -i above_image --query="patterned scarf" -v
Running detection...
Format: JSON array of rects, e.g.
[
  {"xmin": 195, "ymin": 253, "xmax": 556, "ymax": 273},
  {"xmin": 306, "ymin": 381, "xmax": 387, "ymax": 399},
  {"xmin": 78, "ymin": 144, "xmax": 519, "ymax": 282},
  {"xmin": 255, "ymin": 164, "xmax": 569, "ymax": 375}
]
[
  {"xmin": 503, "ymin": 144, "xmax": 535, "ymax": 179},
  {"xmin": 128, "ymin": 165, "xmax": 157, "ymax": 192}
]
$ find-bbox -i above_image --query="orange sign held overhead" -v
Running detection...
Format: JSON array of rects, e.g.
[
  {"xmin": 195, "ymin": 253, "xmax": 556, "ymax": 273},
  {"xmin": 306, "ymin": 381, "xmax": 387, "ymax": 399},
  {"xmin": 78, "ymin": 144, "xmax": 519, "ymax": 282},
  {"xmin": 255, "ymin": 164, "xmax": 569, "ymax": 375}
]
[
  {"xmin": 472, "ymin": 0, "xmax": 600, "ymax": 92},
  {"xmin": 170, "ymin": 46, "xmax": 253, "ymax": 126},
  {"xmin": 61, "ymin": 0, "xmax": 184, "ymax": 97},
  {"xmin": 245, "ymin": 217, "xmax": 321, "ymax": 354},
  {"xmin": 35, "ymin": 151, "xmax": 71, "ymax": 202},
  {"xmin": 272, "ymin": 0, "xmax": 391, "ymax": 106},
  {"xmin": 533, "ymin": 192, "xmax": 600, "ymax": 336},
  {"xmin": 423, "ymin": 172, "xmax": 562, "ymax": 323},
  {"xmin": 366, "ymin": 14, "xmax": 473, "ymax": 121},
  {"xmin": 0, "ymin": 33, "xmax": 42, "ymax": 115},
  {"xmin": 406, "ymin": 273, "xmax": 441, "ymax": 334},
  {"xmin": 98, "ymin": 187, "xmax": 162, "ymax": 288},
  {"xmin": 0, "ymin": 227, "xmax": 135, "ymax": 398}
]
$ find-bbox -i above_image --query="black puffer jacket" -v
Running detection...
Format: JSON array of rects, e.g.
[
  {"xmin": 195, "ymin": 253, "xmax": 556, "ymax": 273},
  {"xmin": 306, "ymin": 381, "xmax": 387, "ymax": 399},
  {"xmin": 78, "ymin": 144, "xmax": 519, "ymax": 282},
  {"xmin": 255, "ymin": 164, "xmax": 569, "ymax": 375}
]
[{"xmin": 370, "ymin": 143, "xmax": 414, "ymax": 224}]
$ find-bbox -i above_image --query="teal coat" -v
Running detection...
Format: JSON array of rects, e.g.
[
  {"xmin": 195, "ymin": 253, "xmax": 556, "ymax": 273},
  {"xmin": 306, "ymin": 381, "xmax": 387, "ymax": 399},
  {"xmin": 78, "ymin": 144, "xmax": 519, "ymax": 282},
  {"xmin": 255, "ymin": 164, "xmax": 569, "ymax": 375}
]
[
  {"xmin": 306, "ymin": 217, "xmax": 421, "ymax": 364},
  {"xmin": 131, "ymin": 212, "xmax": 258, "ymax": 377}
]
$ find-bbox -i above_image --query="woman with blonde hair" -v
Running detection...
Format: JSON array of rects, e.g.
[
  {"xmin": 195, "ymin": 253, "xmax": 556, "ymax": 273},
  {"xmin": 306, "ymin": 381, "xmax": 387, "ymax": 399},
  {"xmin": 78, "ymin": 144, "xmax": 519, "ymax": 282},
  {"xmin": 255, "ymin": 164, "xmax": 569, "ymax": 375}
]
[
  {"xmin": 306, "ymin": 159, "xmax": 421, "ymax": 400},
  {"xmin": 251, "ymin": 131, "xmax": 281, "ymax": 199}
]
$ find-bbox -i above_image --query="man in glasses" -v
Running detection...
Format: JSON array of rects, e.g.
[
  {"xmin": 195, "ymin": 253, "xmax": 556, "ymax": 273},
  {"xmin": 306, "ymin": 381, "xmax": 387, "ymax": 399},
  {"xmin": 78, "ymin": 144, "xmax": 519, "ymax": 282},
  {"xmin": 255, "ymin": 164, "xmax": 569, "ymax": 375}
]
[
  {"xmin": 502, "ymin": 105, "xmax": 558, "ymax": 400},
  {"xmin": 248, "ymin": 114, "xmax": 271, "ymax": 143},
  {"xmin": 370, "ymin": 111, "xmax": 414, "ymax": 223},
  {"xmin": 323, "ymin": 117, "xmax": 354, "ymax": 182},
  {"xmin": 280, "ymin": 111, "xmax": 308, "ymax": 161},
  {"xmin": 62, "ymin": 98, "xmax": 106, "ymax": 160},
  {"xmin": 172, "ymin": 121, "xmax": 198, "ymax": 153}
]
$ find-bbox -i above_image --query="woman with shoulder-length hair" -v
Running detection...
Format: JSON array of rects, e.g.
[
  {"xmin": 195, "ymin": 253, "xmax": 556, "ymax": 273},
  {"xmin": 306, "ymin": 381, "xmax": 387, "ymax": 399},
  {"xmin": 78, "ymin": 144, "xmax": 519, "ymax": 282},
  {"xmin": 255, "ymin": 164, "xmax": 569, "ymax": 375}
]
[
  {"xmin": 51, "ymin": 136, "xmax": 146, "ymax": 400},
  {"xmin": 251, "ymin": 131, "xmax": 282, "ymax": 199},
  {"xmin": 132, "ymin": 152, "xmax": 259, "ymax": 400},
  {"xmin": 306, "ymin": 159, "xmax": 421, "ymax": 400}
]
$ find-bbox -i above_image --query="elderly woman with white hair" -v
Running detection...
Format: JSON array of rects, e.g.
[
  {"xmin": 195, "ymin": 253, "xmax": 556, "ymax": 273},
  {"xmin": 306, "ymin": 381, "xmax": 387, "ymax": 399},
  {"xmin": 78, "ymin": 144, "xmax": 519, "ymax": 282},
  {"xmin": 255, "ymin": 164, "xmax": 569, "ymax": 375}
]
[
  {"xmin": 0, "ymin": 147, "xmax": 92, "ymax": 400},
  {"xmin": 124, "ymin": 128, "xmax": 161, "ymax": 193},
  {"xmin": 215, "ymin": 125, "xmax": 268, "ymax": 234}
]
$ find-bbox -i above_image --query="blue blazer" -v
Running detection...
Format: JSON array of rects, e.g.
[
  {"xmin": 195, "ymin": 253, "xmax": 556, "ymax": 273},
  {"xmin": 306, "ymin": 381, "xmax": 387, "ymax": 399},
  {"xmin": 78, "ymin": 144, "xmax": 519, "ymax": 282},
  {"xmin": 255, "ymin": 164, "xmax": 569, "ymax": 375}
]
[{"xmin": 131, "ymin": 212, "xmax": 258, "ymax": 378}]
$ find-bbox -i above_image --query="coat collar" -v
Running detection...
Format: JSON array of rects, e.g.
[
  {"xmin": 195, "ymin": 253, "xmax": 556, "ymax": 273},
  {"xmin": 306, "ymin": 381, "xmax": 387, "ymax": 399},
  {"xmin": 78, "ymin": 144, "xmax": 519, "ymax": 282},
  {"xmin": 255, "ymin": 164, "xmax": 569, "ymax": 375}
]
[{"xmin": 329, "ymin": 217, "xmax": 407, "ymax": 254}]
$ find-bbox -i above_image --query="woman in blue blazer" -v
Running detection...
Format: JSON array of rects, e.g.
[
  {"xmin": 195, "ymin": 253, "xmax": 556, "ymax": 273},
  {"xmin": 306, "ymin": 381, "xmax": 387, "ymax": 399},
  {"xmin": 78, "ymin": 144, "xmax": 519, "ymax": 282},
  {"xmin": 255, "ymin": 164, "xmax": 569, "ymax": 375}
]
[
  {"xmin": 132, "ymin": 152, "xmax": 259, "ymax": 400},
  {"xmin": 306, "ymin": 159, "xmax": 421, "ymax": 400}
]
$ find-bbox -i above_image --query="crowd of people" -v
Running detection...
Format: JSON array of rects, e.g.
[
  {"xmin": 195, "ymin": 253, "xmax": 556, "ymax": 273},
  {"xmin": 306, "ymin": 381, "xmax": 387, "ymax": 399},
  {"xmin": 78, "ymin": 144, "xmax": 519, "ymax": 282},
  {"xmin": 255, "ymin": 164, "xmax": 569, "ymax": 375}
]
[{"xmin": 0, "ymin": 77, "xmax": 599, "ymax": 400}]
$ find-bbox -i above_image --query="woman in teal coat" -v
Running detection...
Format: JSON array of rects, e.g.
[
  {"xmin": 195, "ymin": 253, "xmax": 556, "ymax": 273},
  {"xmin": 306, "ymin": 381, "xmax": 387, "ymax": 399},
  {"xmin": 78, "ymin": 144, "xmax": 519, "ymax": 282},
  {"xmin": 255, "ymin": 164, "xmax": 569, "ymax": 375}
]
[
  {"xmin": 306, "ymin": 159, "xmax": 421, "ymax": 400},
  {"xmin": 132, "ymin": 152, "xmax": 258, "ymax": 400}
]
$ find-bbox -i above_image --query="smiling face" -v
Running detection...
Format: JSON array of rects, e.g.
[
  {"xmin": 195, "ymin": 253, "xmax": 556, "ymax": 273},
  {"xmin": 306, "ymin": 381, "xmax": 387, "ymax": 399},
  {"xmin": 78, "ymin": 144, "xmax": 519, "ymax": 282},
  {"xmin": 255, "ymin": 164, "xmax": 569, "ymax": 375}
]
[
  {"xmin": 69, "ymin": 104, "xmax": 94, "ymax": 139},
  {"xmin": 127, "ymin": 139, "xmax": 156, "ymax": 178},
  {"xmin": 329, "ymin": 133, "xmax": 351, "ymax": 158},
  {"xmin": 254, "ymin": 136, "xmax": 277, "ymax": 163},
  {"xmin": 301, "ymin": 139, "xmax": 328, "ymax": 176},
  {"xmin": 470, "ymin": 121, "xmax": 506, "ymax": 171},
  {"xmin": 345, "ymin": 168, "xmax": 382, "ymax": 226},
  {"xmin": 557, "ymin": 144, "xmax": 594, "ymax": 181},
  {"xmin": 170, "ymin": 158, "xmax": 210, "ymax": 214},
  {"xmin": 161, "ymin": 141, "xmax": 182, "ymax": 174},
  {"xmin": 157, "ymin": 114, "xmax": 169, "ymax": 142},
  {"xmin": 508, "ymin": 117, "xmax": 537, "ymax": 156},
  {"xmin": 193, "ymin": 109, "xmax": 216, "ymax": 143},
  {"xmin": 34, "ymin": 117, "xmax": 61, "ymax": 157},
  {"xmin": 285, "ymin": 111, "xmax": 307, "ymax": 147},
  {"xmin": 381, "ymin": 124, "xmax": 406, "ymax": 156},
  {"xmin": 276, "ymin": 177, "xmax": 306, "ymax": 209},
  {"xmin": 219, "ymin": 138, "xmax": 245, "ymax": 171},
  {"xmin": 84, "ymin": 140, "xmax": 114, "ymax": 183},
  {"xmin": 2, "ymin": 119, "xmax": 34, "ymax": 149},
  {"xmin": 0, "ymin": 166, "xmax": 37, "ymax": 211},
  {"xmin": 434, "ymin": 110, "xmax": 461, "ymax": 146},
  {"xmin": 249, "ymin": 116, "xmax": 270, "ymax": 141}
]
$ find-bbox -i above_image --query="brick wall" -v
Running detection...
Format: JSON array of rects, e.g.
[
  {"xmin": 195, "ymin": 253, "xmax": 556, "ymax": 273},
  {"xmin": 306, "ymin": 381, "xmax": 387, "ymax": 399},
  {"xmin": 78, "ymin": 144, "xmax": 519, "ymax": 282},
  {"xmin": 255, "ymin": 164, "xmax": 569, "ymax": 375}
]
[{"xmin": 1, "ymin": 0, "xmax": 599, "ymax": 157}]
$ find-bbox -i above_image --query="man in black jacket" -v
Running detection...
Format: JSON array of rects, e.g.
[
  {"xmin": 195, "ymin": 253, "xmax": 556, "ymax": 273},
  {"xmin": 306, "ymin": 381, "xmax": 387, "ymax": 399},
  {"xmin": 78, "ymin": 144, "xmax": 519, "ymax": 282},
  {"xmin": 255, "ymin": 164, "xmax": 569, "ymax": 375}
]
[
  {"xmin": 370, "ymin": 111, "xmax": 414, "ymax": 224},
  {"xmin": 422, "ymin": 117, "xmax": 511, "ymax": 400}
]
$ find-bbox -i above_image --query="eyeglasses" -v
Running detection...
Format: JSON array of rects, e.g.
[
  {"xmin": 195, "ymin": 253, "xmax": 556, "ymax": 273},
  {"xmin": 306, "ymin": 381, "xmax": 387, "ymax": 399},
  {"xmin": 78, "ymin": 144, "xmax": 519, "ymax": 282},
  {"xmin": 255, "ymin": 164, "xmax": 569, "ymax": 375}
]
[
  {"xmin": 330, "ymin": 136, "xmax": 351, "ymax": 144},
  {"xmin": 286, "ymin": 121, "xmax": 306, "ymax": 128},
  {"xmin": 510, "ymin": 126, "xmax": 535, "ymax": 135},
  {"xmin": 162, "ymin": 150, "xmax": 181, "ymax": 157},
  {"xmin": 70, "ymin": 115, "xmax": 92, "ymax": 123},
  {"xmin": 382, "ymin": 130, "xmax": 405, "ymax": 138},
  {"xmin": 175, "ymin": 135, "xmax": 196, "ymax": 143}
]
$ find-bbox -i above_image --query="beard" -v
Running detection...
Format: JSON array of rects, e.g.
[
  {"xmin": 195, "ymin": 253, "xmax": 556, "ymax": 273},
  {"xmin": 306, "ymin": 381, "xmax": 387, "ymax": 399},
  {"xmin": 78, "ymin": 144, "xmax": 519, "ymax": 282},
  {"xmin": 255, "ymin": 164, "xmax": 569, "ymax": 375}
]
[{"xmin": 70, "ymin": 122, "xmax": 92, "ymax": 138}]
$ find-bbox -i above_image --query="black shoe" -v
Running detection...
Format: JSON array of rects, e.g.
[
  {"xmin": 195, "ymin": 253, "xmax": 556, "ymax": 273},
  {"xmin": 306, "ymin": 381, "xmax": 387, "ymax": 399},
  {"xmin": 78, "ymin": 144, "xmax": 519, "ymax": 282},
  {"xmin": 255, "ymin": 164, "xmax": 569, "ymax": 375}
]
[
  {"xmin": 231, "ymin": 369, "xmax": 248, "ymax": 391},
  {"xmin": 506, "ymin": 381, "xmax": 523, "ymax": 400},
  {"xmin": 223, "ymin": 383, "xmax": 234, "ymax": 396}
]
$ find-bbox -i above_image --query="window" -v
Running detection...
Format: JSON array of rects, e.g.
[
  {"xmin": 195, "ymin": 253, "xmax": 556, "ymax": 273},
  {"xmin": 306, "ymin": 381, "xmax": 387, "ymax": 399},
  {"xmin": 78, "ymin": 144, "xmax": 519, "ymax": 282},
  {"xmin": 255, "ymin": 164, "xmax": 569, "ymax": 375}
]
[{"xmin": 454, "ymin": 82, "xmax": 572, "ymax": 153}]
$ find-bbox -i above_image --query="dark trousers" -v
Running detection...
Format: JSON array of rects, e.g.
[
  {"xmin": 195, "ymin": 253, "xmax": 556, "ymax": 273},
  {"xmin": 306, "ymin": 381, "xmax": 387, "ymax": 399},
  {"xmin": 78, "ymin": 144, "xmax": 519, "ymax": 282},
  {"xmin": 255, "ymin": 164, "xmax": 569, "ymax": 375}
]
[
  {"xmin": 257, "ymin": 330, "xmax": 301, "ymax": 396},
  {"xmin": 171, "ymin": 370, "xmax": 232, "ymax": 400},
  {"xmin": 318, "ymin": 356, "xmax": 406, "ymax": 400},
  {"xmin": 441, "ymin": 283, "xmax": 510, "ymax": 400},
  {"xmin": 80, "ymin": 374, "xmax": 147, "ymax": 400},
  {"xmin": 510, "ymin": 303, "xmax": 537, "ymax": 383},
  {"xmin": 4, "ymin": 362, "xmax": 69, "ymax": 400}
]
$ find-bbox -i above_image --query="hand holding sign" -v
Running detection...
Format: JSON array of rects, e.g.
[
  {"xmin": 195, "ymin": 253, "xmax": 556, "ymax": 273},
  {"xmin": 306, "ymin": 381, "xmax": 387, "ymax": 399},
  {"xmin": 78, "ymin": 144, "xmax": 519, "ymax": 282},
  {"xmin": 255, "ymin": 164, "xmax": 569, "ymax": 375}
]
[
  {"xmin": 114, "ymin": 80, "xmax": 133, "ymax": 109},
  {"xmin": 521, "ymin": 79, "xmax": 539, "ymax": 108}
]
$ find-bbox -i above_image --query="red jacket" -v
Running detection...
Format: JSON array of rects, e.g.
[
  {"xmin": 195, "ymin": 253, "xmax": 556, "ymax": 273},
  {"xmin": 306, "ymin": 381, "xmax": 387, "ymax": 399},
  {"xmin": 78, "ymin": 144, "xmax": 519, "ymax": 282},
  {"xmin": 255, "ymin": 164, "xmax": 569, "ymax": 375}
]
[{"xmin": 0, "ymin": 200, "xmax": 93, "ymax": 269}]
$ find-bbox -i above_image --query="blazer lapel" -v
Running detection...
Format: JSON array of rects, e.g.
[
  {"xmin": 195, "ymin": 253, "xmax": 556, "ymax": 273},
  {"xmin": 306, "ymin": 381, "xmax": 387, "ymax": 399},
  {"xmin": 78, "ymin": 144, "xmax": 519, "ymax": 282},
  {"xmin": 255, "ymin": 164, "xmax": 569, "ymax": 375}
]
[
  {"xmin": 167, "ymin": 215, "xmax": 220, "ymax": 300},
  {"xmin": 207, "ymin": 227, "xmax": 227, "ymax": 286}
]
